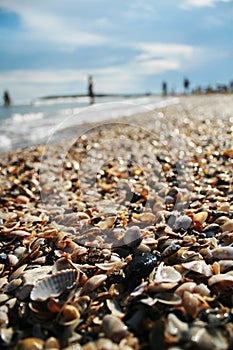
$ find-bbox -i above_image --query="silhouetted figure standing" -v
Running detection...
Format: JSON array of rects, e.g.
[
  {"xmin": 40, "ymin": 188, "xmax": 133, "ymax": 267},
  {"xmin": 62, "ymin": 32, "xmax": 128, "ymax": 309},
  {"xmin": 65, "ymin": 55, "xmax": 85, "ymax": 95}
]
[
  {"xmin": 3, "ymin": 90, "xmax": 11, "ymax": 106},
  {"xmin": 88, "ymin": 76, "xmax": 94, "ymax": 104},
  {"xmin": 162, "ymin": 81, "xmax": 167, "ymax": 96},
  {"xmin": 183, "ymin": 78, "xmax": 190, "ymax": 94}
]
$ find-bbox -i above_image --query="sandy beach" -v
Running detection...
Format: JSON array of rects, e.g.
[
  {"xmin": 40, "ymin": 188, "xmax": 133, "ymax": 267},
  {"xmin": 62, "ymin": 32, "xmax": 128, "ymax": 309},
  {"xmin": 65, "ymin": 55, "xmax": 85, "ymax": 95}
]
[{"xmin": 0, "ymin": 94, "xmax": 233, "ymax": 349}]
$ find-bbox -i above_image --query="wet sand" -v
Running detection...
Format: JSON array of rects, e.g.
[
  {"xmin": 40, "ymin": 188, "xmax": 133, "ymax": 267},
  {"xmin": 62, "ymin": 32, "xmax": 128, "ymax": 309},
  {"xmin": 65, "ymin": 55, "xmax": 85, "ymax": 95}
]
[{"xmin": 0, "ymin": 94, "xmax": 233, "ymax": 349}]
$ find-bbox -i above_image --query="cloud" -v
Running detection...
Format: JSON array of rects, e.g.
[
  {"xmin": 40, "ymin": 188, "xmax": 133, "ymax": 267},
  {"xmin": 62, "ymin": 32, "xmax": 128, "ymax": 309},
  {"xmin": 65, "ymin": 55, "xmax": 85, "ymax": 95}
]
[
  {"xmin": 133, "ymin": 43, "xmax": 194, "ymax": 74},
  {"xmin": 180, "ymin": 0, "xmax": 232, "ymax": 8},
  {"xmin": 0, "ymin": 69, "xmax": 87, "ymax": 84},
  {"xmin": 0, "ymin": 1, "xmax": 107, "ymax": 49},
  {"xmin": 136, "ymin": 43, "xmax": 194, "ymax": 60}
]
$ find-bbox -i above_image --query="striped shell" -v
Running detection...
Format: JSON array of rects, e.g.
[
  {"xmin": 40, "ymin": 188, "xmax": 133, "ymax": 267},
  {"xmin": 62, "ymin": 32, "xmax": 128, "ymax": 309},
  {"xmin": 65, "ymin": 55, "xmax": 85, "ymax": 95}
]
[{"xmin": 30, "ymin": 269, "xmax": 78, "ymax": 301}]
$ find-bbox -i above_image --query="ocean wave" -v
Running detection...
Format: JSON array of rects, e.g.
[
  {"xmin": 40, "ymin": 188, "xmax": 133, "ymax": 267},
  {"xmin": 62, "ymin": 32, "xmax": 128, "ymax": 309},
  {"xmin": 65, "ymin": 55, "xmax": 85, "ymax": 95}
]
[{"xmin": 12, "ymin": 112, "xmax": 44, "ymax": 123}]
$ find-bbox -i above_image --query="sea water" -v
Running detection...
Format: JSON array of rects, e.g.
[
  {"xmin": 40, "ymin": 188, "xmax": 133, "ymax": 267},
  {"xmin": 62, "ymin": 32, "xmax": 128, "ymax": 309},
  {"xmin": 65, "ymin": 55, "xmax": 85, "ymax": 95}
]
[{"xmin": 0, "ymin": 96, "xmax": 179, "ymax": 153}]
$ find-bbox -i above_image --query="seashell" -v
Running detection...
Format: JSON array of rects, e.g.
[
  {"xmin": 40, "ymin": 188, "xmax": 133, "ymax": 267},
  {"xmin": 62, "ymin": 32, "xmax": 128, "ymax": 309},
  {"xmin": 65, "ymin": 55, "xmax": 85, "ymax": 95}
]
[
  {"xmin": 181, "ymin": 323, "xmax": 229, "ymax": 350},
  {"xmin": 0, "ymin": 294, "xmax": 9, "ymax": 304},
  {"xmin": 208, "ymin": 272, "xmax": 233, "ymax": 286},
  {"xmin": 0, "ymin": 310, "xmax": 8, "ymax": 325},
  {"xmin": 194, "ymin": 283, "xmax": 210, "ymax": 296},
  {"xmin": 57, "ymin": 304, "xmax": 81, "ymax": 326},
  {"xmin": 9, "ymin": 264, "xmax": 27, "ymax": 282},
  {"xmin": 81, "ymin": 274, "xmax": 107, "ymax": 295},
  {"xmin": 0, "ymin": 212, "xmax": 18, "ymax": 221},
  {"xmin": 198, "ymin": 308, "xmax": 231, "ymax": 326},
  {"xmin": 16, "ymin": 285, "xmax": 34, "ymax": 301},
  {"xmin": 21, "ymin": 266, "xmax": 52, "ymax": 285},
  {"xmin": 30, "ymin": 269, "xmax": 78, "ymax": 301},
  {"xmin": 165, "ymin": 313, "xmax": 188, "ymax": 340},
  {"xmin": 10, "ymin": 230, "xmax": 31, "ymax": 237},
  {"xmin": 137, "ymin": 212, "xmax": 156, "ymax": 222},
  {"xmin": 182, "ymin": 260, "xmax": 212, "ymax": 277},
  {"xmin": 4, "ymin": 278, "xmax": 22, "ymax": 293},
  {"xmin": 102, "ymin": 315, "xmax": 129, "ymax": 342},
  {"xmin": 221, "ymin": 220, "xmax": 233, "ymax": 233},
  {"xmin": 95, "ymin": 261, "xmax": 126, "ymax": 273},
  {"xmin": 175, "ymin": 282, "xmax": 196, "ymax": 297},
  {"xmin": 155, "ymin": 292, "xmax": 182, "ymax": 305},
  {"xmin": 203, "ymin": 223, "xmax": 220, "ymax": 238},
  {"xmin": 123, "ymin": 226, "xmax": 142, "ymax": 248},
  {"xmin": 153, "ymin": 262, "xmax": 182, "ymax": 283},
  {"xmin": 223, "ymin": 148, "xmax": 233, "ymax": 158},
  {"xmin": 183, "ymin": 291, "xmax": 205, "ymax": 318},
  {"xmin": 106, "ymin": 299, "xmax": 124, "ymax": 318},
  {"xmin": 219, "ymin": 203, "xmax": 230, "ymax": 212},
  {"xmin": 82, "ymin": 339, "xmax": 116, "ymax": 350},
  {"xmin": 214, "ymin": 216, "xmax": 230, "ymax": 225},
  {"xmin": 149, "ymin": 263, "xmax": 182, "ymax": 292},
  {"xmin": 161, "ymin": 243, "xmax": 181, "ymax": 258},
  {"xmin": 14, "ymin": 337, "xmax": 44, "ymax": 350},
  {"xmin": 211, "ymin": 246, "xmax": 233, "ymax": 260},
  {"xmin": 0, "ymin": 326, "xmax": 14, "ymax": 345},
  {"xmin": 44, "ymin": 337, "xmax": 60, "ymax": 350},
  {"xmin": 7, "ymin": 254, "xmax": 18, "ymax": 266},
  {"xmin": 125, "ymin": 253, "xmax": 157, "ymax": 291},
  {"xmin": 193, "ymin": 211, "xmax": 208, "ymax": 224},
  {"xmin": 218, "ymin": 259, "xmax": 233, "ymax": 273},
  {"xmin": 173, "ymin": 215, "xmax": 192, "ymax": 231},
  {"xmin": 16, "ymin": 195, "xmax": 30, "ymax": 204}
]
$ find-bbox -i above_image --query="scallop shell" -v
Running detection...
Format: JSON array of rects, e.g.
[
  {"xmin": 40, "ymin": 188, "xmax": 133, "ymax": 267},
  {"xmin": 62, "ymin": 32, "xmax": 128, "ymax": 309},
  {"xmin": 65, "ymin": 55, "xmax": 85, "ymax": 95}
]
[{"xmin": 30, "ymin": 269, "xmax": 78, "ymax": 301}]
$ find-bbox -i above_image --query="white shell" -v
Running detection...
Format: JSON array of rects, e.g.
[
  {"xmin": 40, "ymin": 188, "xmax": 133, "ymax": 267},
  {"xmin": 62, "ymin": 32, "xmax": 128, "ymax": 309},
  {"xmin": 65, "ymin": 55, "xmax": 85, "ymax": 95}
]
[
  {"xmin": 182, "ymin": 261, "xmax": 212, "ymax": 277},
  {"xmin": 208, "ymin": 272, "xmax": 233, "ymax": 286},
  {"xmin": 30, "ymin": 269, "xmax": 78, "ymax": 301},
  {"xmin": 154, "ymin": 262, "xmax": 182, "ymax": 283},
  {"xmin": 211, "ymin": 247, "xmax": 233, "ymax": 260}
]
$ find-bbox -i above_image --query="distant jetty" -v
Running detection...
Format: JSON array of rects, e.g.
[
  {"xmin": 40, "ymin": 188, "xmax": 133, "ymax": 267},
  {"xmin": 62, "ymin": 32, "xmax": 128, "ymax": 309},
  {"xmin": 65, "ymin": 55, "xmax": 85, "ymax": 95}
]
[{"xmin": 36, "ymin": 92, "xmax": 153, "ymax": 101}]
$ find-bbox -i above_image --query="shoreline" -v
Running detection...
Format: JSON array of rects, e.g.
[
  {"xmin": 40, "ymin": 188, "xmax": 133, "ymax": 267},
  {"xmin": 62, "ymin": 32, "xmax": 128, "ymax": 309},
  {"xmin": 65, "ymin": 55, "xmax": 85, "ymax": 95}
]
[{"xmin": 0, "ymin": 94, "xmax": 233, "ymax": 349}]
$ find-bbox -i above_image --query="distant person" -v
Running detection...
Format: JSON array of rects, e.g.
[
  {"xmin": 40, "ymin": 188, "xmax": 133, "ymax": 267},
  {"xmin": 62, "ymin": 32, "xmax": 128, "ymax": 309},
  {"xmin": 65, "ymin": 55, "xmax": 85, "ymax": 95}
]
[
  {"xmin": 229, "ymin": 80, "xmax": 233, "ymax": 92},
  {"xmin": 162, "ymin": 81, "xmax": 167, "ymax": 96},
  {"xmin": 183, "ymin": 78, "xmax": 190, "ymax": 94},
  {"xmin": 88, "ymin": 75, "xmax": 94, "ymax": 104},
  {"xmin": 3, "ymin": 90, "xmax": 11, "ymax": 106}
]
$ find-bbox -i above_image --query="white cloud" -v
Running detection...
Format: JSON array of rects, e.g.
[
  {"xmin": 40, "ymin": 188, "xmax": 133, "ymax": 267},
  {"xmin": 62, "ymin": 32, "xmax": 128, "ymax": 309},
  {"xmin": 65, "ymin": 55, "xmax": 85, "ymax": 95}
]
[
  {"xmin": 133, "ymin": 43, "xmax": 194, "ymax": 74},
  {"xmin": 0, "ymin": 1, "xmax": 107, "ymax": 49},
  {"xmin": 136, "ymin": 43, "xmax": 194, "ymax": 60},
  {"xmin": 0, "ymin": 70, "xmax": 87, "ymax": 84},
  {"xmin": 180, "ymin": 0, "xmax": 232, "ymax": 8}
]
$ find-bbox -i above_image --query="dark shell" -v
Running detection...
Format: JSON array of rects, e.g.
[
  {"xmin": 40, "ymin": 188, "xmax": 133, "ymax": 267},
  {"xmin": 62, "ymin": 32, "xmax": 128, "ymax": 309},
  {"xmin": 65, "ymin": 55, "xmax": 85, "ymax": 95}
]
[
  {"xmin": 30, "ymin": 269, "xmax": 78, "ymax": 301},
  {"xmin": 125, "ymin": 253, "xmax": 157, "ymax": 291}
]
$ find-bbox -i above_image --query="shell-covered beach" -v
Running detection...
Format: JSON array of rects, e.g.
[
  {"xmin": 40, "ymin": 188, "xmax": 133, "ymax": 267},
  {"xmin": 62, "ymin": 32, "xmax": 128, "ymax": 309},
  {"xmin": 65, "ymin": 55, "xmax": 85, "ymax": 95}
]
[{"xmin": 0, "ymin": 94, "xmax": 233, "ymax": 349}]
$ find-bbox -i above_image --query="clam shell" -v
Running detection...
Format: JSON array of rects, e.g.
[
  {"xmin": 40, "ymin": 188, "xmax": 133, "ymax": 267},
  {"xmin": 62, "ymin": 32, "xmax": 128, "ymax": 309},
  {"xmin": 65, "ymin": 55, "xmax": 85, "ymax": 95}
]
[
  {"xmin": 211, "ymin": 247, "xmax": 233, "ymax": 260},
  {"xmin": 155, "ymin": 292, "xmax": 182, "ymax": 305},
  {"xmin": 30, "ymin": 269, "xmax": 78, "ymax": 301}
]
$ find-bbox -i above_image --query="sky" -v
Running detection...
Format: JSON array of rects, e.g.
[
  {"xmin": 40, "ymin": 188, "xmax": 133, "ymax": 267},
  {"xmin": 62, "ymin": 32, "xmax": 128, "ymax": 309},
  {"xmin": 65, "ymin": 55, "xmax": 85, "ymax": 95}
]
[{"xmin": 0, "ymin": 0, "xmax": 233, "ymax": 102}]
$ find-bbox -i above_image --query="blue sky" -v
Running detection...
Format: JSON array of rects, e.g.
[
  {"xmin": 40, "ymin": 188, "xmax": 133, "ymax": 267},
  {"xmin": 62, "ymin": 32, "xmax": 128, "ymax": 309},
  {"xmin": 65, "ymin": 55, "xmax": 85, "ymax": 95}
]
[{"xmin": 0, "ymin": 0, "xmax": 233, "ymax": 101}]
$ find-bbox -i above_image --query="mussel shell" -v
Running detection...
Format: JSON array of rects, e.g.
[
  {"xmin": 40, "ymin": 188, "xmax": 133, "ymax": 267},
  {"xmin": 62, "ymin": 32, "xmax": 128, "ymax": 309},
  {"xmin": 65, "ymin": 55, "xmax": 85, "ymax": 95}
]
[
  {"xmin": 30, "ymin": 269, "xmax": 78, "ymax": 301},
  {"xmin": 125, "ymin": 253, "xmax": 157, "ymax": 291}
]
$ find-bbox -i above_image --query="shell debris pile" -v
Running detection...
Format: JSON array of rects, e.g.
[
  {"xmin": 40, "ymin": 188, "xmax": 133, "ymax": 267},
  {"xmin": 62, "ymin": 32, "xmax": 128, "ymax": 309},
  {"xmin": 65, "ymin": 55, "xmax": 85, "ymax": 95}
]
[{"xmin": 0, "ymin": 95, "xmax": 233, "ymax": 349}]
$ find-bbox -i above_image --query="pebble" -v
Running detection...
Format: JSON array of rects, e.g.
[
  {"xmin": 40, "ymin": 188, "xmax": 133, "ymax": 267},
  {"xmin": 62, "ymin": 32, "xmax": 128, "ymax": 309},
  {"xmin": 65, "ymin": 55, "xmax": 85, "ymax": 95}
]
[{"xmin": 173, "ymin": 215, "xmax": 192, "ymax": 231}]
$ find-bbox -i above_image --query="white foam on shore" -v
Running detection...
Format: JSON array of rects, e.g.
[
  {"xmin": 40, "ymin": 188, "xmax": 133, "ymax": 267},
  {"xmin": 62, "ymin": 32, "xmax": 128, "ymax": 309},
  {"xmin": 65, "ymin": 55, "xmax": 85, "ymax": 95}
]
[
  {"xmin": 0, "ymin": 135, "xmax": 12, "ymax": 150},
  {"xmin": 0, "ymin": 96, "xmax": 179, "ymax": 153}
]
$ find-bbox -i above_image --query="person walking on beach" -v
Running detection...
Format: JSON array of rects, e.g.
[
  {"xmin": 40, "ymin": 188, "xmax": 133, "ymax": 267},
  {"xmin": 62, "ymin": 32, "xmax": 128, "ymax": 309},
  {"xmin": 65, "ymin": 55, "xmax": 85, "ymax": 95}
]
[
  {"xmin": 88, "ymin": 75, "xmax": 94, "ymax": 104},
  {"xmin": 183, "ymin": 78, "xmax": 190, "ymax": 94},
  {"xmin": 3, "ymin": 90, "xmax": 11, "ymax": 106},
  {"xmin": 162, "ymin": 81, "xmax": 167, "ymax": 96}
]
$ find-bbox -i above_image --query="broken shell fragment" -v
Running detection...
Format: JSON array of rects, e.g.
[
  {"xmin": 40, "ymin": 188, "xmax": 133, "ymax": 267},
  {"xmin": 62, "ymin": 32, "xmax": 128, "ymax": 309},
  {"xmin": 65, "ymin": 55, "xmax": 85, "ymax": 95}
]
[{"xmin": 81, "ymin": 274, "xmax": 107, "ymax": 295}]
